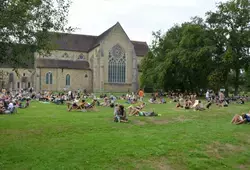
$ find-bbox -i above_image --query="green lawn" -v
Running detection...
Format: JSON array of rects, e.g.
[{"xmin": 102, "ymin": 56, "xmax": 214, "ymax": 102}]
[{"xmin": 0, "ymin": 100, "xmax": 250, "ymax": 170}]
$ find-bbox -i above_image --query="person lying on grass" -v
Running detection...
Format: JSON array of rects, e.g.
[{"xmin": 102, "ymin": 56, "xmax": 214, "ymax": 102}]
[
  {"xmin": 231, "ymin": 113, "xmax": 250, "ymax": 125},
  {"xmin": 114, "ymin": 105, "xmax": 128, "ymax": 123},
  {"xmin": 127, "ymin": 103, "xmax": 146, "ymax": 115},
  {"xmin": 129, "ymin": 108, "xmax": 161, "ymax": 117}
]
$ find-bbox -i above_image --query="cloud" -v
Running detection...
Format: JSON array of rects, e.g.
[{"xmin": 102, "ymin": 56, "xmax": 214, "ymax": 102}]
[{"xmin": 67, "ymin": 0, "xmax": 228, "ymax": 43}]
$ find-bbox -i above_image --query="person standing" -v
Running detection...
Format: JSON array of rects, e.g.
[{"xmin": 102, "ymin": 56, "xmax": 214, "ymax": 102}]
[
  {"xmin": 206, "ymin": 90, "xmax": 210, "ymax": 102},
  {"xmin": 138, "ymin": 89, "xmax": 144, "ymax": 102},
  {"xmin": 219, "ymin": 91, "xmax": 225, "ymax": 103}
]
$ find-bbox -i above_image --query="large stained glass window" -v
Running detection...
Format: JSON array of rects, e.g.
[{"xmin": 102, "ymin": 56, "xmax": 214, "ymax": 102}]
[{"xmin": 108, "ymin": 44, "xmax": 126, "ymax": 83}]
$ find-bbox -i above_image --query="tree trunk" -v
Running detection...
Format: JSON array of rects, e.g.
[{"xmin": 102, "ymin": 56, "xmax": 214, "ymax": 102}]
[
  {"xmin": 223, "ymin": 70, "xmax": 229, "ymax": 97},
  {"xmin": 234, "ymin": 69, "xmax": 240, "ymax": 95}
]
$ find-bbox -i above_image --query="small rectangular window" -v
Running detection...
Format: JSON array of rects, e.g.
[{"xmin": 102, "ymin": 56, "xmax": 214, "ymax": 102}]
[
  {"xmin": 17, "ymin": 82, "xmax": 20, "ymax": 88},
  {"xmin": 28, "ymin": 82, "xmax": 31, "ymax": 88}
]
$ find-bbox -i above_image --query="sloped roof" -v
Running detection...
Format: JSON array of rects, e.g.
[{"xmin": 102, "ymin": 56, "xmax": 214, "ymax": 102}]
[
  {"xmin": 131, "ymin": 41, "xmax": 149, "ymax": 56},
  {"xmin": 36, "ymin": 59, "xmax": 90, "ymax": 70},
  {"xmin": 51, "ymin": 22, "xmax": 149, "ymax": 56},
  {"xmin": 53, "ymin": 33, "xmax": 97, "ymax": 52}
]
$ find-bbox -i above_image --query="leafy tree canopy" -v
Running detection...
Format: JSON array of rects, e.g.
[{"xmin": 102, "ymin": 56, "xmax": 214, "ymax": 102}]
[
  {"xmin": 141, "ymin": 0, "xmax": 250, "ymax": 95},
  {"xmin": 0, "ymin": 0, "xmax": 73, "ymax": 68}
]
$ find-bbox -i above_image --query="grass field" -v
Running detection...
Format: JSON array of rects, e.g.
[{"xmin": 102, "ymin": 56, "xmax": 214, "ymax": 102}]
[{"xmin": 0, "ymin": 100, "xmax": 250, "ymax": 170}]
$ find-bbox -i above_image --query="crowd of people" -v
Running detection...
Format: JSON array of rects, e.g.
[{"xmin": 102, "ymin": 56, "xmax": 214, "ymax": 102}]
[
  {"xmin": 0, "ymin": 89, "xmax": 31, "ymax": 114},
  {"xmin": 0, "ymin": 87, "xmax": 249, "ymax": 125}
]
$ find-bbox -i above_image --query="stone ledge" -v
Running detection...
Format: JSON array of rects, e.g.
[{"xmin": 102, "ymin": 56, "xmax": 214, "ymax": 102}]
[{"xmin": 104, "ymin": 83, "xmax": 131, "ymax": 86}]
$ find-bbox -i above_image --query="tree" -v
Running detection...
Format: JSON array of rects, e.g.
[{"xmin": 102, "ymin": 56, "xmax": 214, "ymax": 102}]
[
  {"xmin": 206, "ymin": 0, "xmax": 250, "ymax": 95},
  {"xmin": 141, "ymin": 20, "xmax": 215, "ymax": 92},
  {"xmin": 0, "ymin": 0, "xmax": 73, "ymax": 68}
]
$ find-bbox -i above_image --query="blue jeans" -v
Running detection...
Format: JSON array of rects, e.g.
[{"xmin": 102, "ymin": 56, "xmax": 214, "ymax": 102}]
[{"xmin": 115, "ymin": 115, "xmax": 120, "ymax": 122}]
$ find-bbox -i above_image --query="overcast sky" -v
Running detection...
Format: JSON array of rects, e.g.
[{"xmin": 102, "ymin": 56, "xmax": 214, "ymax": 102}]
[{"xmin": 67, "ymin": 0, "xmax": 228, "ymax": 44}]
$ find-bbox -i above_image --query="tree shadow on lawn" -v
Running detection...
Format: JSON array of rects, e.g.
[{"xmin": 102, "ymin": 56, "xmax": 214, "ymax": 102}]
[
  {"xmin": 114, "ymin": 156, "xmax": 186, "ymax": 170},
  {"xmin": 134, "ymin": 157, "xmax": 173, "ymax": 170},
  {"xmin": 206, "ymin": 141, "xmax": 245, "ymax": 159},
  {"xmin": 116, "ymin": 115, "xmax": 194, "ymax": 126},
  {"xmin": 137, "ymin": 115, "xmax": 193, "ymax": 125}
]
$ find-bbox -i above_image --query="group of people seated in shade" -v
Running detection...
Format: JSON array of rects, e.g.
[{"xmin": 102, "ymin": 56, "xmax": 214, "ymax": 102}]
[
  {"xmin": 176, "ymin": 99, "xmax": 212, "ymax": 111},
  {"xmin": 0, "ymin": 90, "xmax": 31, "ymax": 114},
  {"xmin": 206, "ymin": 90, "xmax": 249, "ymax": 105}
]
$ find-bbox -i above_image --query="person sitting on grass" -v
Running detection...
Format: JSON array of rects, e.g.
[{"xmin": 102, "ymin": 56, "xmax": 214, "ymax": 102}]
[
  {"xmin": 176, "ymin": 102, "xmax": 183, "ymax": 108},
  {"xmin": 67, "ymin": 101, "xmax": 78, "ymax": 111},
  {"xmin": 193, "ymin": 100, "xmax": 205, "ymax": 111},
  {"xmin": 113, "ymin": 104, "xmax": 119, "ymax": 115},
  {"xmin": 68, "ymin": 99, "xmax": 89, "ymax": 111},
  {"xmin": 184, "ymin": 99, "xmax": 192, "ymax": 109},
  {"xmin": 4, "ymin": 101, "xmax": 15, "ymax": 114},
  {"xmin": 236, "ymin": 98, "xmax": 245, "ymax": 105},
  {"xmin": 54, "ymin": 95, "xmax": 64, "ymax": 105},
  {"xmin": 25, "ymin": 98, "xmax": 30, "ymax": 108},
  {"xmin": 100, "ymin": 97, "xmax": 110, "ymax": 106},
  {"xmin": 231, "ymin": 113, "xmax": 250, "ymax": 125},
  {"xmin": 206, "ymin": 101, "xmax": 212, "ymax": 109},
  {"xmin": 85, "ymin": 99, "xmax": 97, "ymax": 111},
  {"xmin": 114, "ymin": 105, "xmax": 128, "ymax": 123},
  {"xmin": 0, "ymin": 101, "xmax": 5, "ymax": 114},
  {"xmin": 160, "ymin": 97, "xmax": 166, "ymax": 104},
  {"xmin": 78, "ymin": 100, "xmax": 87, "ymax": 110},
  {"xmin": 217, "ymin": 100, "xmax": 229, "ymax": 107}
]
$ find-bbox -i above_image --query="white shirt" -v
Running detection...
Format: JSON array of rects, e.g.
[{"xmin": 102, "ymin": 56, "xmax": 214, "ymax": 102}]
[
  {"xmin": 206, "ymin": 92, "xmax": 210, "ymax": 98},
  {"xmin": 68, "ymin": 91, "xmax": 71, "ymax": 96},
  {"xmin": 8, "ymin": 103, "xmax": 14, "ymax": 110}
]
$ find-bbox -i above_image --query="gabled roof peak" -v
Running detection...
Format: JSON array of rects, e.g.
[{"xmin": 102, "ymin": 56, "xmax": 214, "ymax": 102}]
[{"xmin": 51, "ymin": 22, "xmax": 149, "ymax": 56}]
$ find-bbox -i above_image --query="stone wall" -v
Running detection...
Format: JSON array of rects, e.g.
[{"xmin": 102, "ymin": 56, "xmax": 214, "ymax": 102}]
[
  {"xmin": 0, "ymin": 68, "xmax": 35, "ymax": 91},
  {"xmin": 104, "ymin": 83, "xmax": 132, "ymax": 93},
  {"xmin": 101, "ymin": 23, "xmax": 136, "ymax": 92},
  {"xmin": 39, "ymin": 68, "xmax": 92, "ymax": 92}
]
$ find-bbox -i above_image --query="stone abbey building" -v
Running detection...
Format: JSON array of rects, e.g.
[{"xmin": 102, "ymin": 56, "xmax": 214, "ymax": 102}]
[{"xmin": 0, "ymin": 22, "xmax": 149, "ymax": 92}]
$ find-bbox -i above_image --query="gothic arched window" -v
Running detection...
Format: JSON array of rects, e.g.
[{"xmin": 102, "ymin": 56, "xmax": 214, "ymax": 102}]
[
  {"xmin": 9, "ymin": 73, "xmax": 14, "ymax": 82},
  {"xmin": 45, "ymin": 72, "xmax": 53, "ymax": 84},
  {"xmin": 108, "ymin": 44, "xmax": 126, "ymax": 83},
  {"xmin": 66, "ymin": 74, "xmax": 70, "ymax": 86}
]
